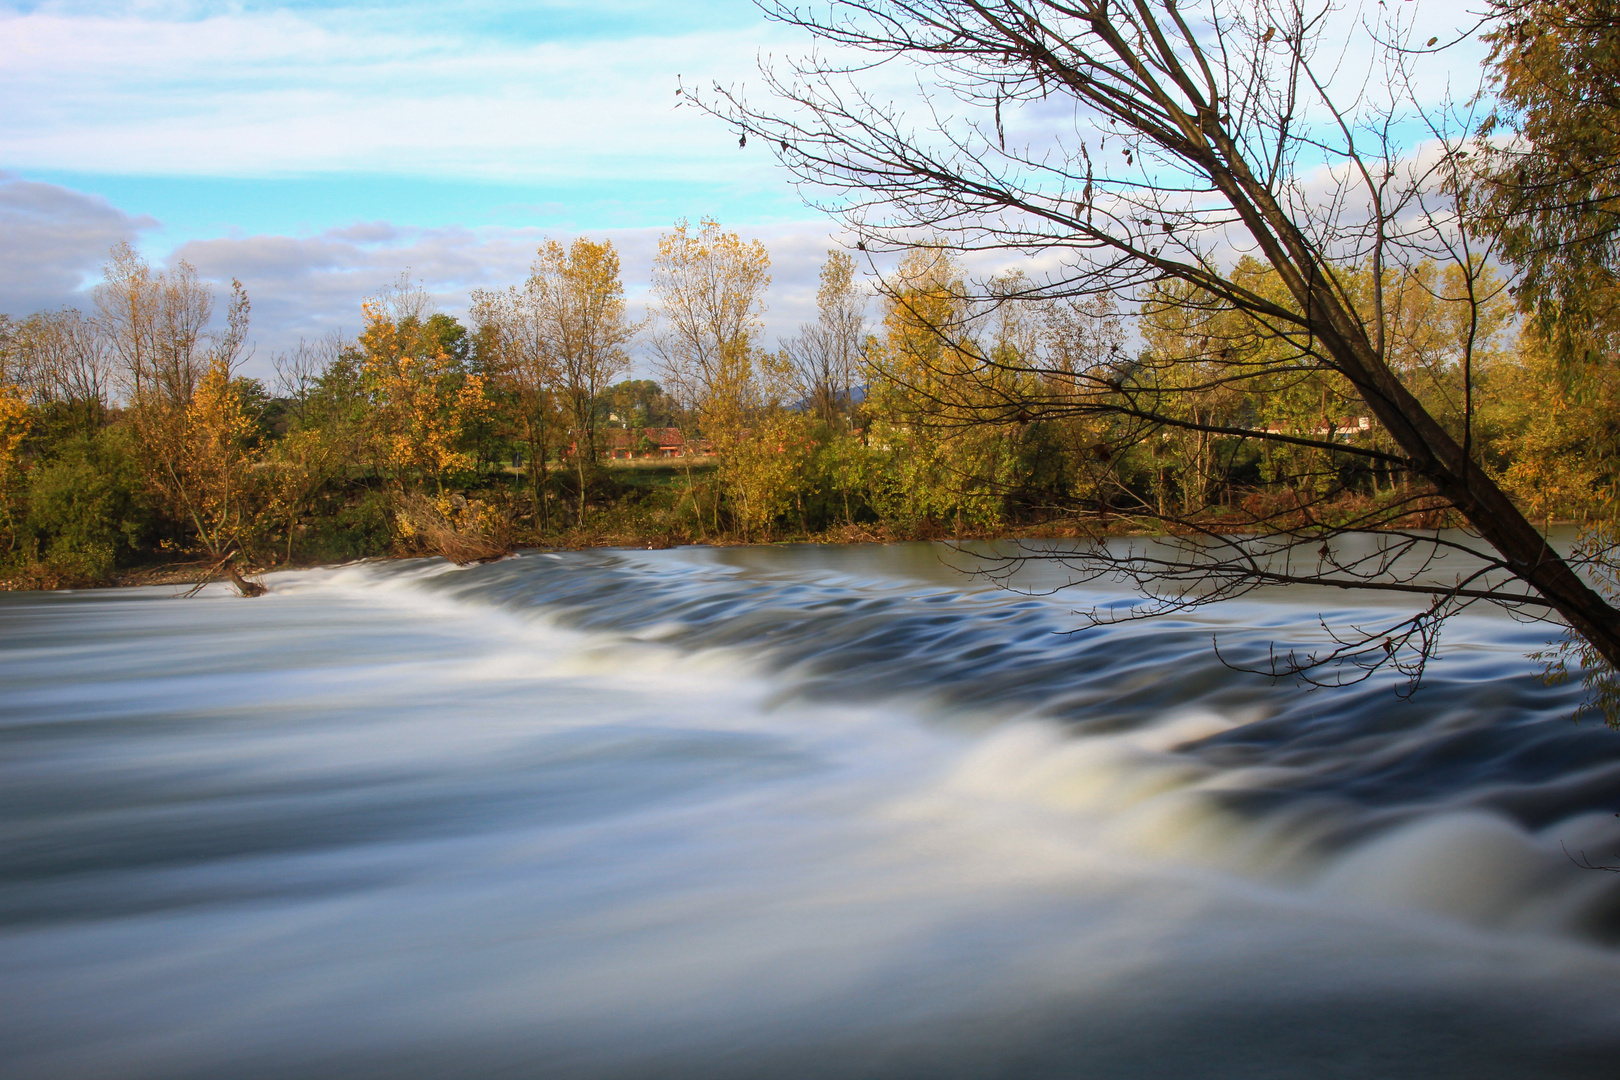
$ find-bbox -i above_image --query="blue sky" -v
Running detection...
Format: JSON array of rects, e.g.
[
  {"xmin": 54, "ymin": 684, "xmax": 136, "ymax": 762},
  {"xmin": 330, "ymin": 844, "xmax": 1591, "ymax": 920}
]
[
  {"xmin": 0, "ymin": 0, "xmax": 837, "ymax": 366},
  {"xmin": 0, "ymin": 1, "xmax": 1496, "ymax": 371},
  {"xmin": 3, "ymin": 1, "xmax": 808, "ymax": 237}
]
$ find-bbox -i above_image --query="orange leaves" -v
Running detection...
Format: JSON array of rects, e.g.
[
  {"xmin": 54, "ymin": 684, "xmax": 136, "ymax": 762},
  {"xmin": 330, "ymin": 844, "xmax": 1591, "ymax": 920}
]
[
  {"xmin": 0, "ymin": 383, "xmax": 29, "ymax": 471},
  {"xmin": 0, "ymin": 383, "xmax": 31, "ymax": 542},
  {"xmin": 358, "ymin": 303, "xmax": 487, "ymax": 484}
]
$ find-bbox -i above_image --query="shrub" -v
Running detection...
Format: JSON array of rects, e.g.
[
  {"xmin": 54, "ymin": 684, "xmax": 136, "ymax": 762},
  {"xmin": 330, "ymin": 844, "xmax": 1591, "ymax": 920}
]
[{"xmin": 26, "ymin": 428, "xmax": 152, "ymax": 580}]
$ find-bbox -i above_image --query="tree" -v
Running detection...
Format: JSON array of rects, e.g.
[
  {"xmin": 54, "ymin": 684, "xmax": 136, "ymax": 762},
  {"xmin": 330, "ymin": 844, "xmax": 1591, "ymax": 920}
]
[
  {"xmin": 649, "ymin": 218, "xmax": 774, "ymax": 533},
  {"xmin": 94, "ymin": 242, "xmax": 218, "ymax": 409},
  {"xmin": 356, "ymin": 278, "xmax": 487, "ymax": 492},
  {"xmin": 601, "ymin": 379, "xmax": 676, "ymax": 431},
  {"xmin": 273, "ymin": 332, "xmax": 347, "ymax": 431},
  {"xmin": 1479, "ymin": 0, "xmax": 1620, "ymax": 343},
  {"xmin": 102, "ymin": 250, "xmax": 258, "ymax": 560},
  {"xmin": 781, "ymin": 249, "xmax": 869, "ymax": 427},
  {"xmin": 471, "ymin": 281, "xmax": 561, "ymax": 530},
  {"xmin": 860, "ymin": 251, "xmax": 1070, "ymax": 531},
  {"xmin": 128, "ymin": 282, "xmax": 258, "ymax": 561},
  {"xmin": 535, "ymin": 239, "xmax": 636, "ymax": 522},
  {"xmin": 690, "ymin": 0, "xmax": 1620, "ymax": 692},
  {"xmin": 1477, "ymin": 0, "xmax": 1620, "ymax": 714},
  {"xmin": 0, "ymin": 381, "xmax": 29, "ymax": 556},
  {"xmin": 156, "ymin": 356, "xmax": 261, "ymax": 559},
  {"xmin": 649, "ymin": 218, "xmax": 772, "ymax": 418},
  {"xmin": 473, "ymin": 239, "xmax": 634, "ymax": 526},
  {"xmin": 262, "ymin": 333, "xmax": 356, "ymax": 564},
  {"xmin": 5, "ymin": 308, "xmax": 111, "ymax": 434}
]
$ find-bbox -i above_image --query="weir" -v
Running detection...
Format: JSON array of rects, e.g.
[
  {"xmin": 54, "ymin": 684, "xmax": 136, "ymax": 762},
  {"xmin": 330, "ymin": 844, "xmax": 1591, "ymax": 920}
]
[{"xmin": 2, "ymin": 543, "xmax": 1619, "ymax": 1078}]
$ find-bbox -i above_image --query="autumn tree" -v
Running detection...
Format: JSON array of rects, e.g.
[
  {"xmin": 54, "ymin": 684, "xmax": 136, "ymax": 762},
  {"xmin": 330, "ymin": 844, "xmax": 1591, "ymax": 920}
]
[
  {"xmin": 601, "ymin": 379, "xmax": 676, "ymax": 431},
  {"xmin": 533, "ymin": 239, "xmax": 635, "ymax": 522},
  {"xmin": 863, "ymin": 250, "xmax": 1061, "ymax": 531},
  {"xmin": 2, "ymin": 308, "xmax": 111, "ymax": 438},
  {"xmin": 471, "ymin": 287, "xmax": 560, "ymax": 529},
  {"xmin": 357, "ymin": 284, "xmax": 487, "ymax": 491},
  {"xmin": 1479, "ymin": 0, "xmax": 1620, "ymax": 346},
  {"xmin": 690, "ymin": 0, "xmax": 1620, "ymax": 692},
  {"xmin": 272, "ymin": 333, "xmax": 348, "ymax": 430},
  {"xmin": 649, "ymin": 218, "xmax": 774, "ymax": 532},
  {"xmin": 781, "ymin": 250, "xmax": 869, "ymax": 427},
  {"xmin": 256, "ymin": 333, "xmax": 358, "ymax": 563},
  {"xmin": 125, "ymin": 277, "xmax": 259, "ymax": 560},
  {"xmin": 0, "ymin": 381, "xmax": 29, "ymax": 556},
  {"xmin": 89, "ymin": 242, "xmax": 261, "ymax": 560},
  {"xmin": 649, "ymin": 218, "xmax": 772, "ymax": 420},
  {"xmin": 94, "ymin": 242, "xmax": 217, "ymax": 409},
  {"xmin": 156, "ymin": 358, "xmax": 261, "ymax": 559},
  {"xmin": 864, "ymin": 248, "xmax": 995, "ymax": 528},
  {"xmin": 1478, "ymin": 0, "xmax": 1620, "ymax": 713}
]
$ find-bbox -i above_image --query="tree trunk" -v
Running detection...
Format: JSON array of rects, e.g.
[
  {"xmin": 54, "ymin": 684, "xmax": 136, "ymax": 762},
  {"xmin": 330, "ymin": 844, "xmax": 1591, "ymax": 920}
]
[{"xmin": 1178, "ymin": 133, "xmax": 1620, "ymax": 668}]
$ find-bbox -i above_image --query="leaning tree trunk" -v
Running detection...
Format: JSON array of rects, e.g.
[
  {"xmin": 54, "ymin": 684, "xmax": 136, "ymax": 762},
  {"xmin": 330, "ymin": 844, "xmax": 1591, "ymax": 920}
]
[{"xmin": 1205, "ymin": 143, "xmax": 1620, "ymax": 669}]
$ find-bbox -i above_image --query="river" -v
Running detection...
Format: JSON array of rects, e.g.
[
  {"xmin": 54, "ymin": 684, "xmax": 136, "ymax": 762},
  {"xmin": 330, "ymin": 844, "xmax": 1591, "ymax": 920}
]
[{"xmin": 3, "ymin": 542, "xmax": 1619, "ymax": 1078}]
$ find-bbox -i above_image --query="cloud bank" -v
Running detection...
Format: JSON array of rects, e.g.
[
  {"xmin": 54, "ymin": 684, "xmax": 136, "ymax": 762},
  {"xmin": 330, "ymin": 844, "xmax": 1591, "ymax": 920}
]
[
  {"xmin": 171, "ymin": 216, "xmax": 858, "ymax": 376},
  {"xmin": 0, "ymin": 172, "xmax": 859, "ymax": 379},
  {"xmin": 0, "ymin": 174, "xmax": 156, "ymax": 316}
]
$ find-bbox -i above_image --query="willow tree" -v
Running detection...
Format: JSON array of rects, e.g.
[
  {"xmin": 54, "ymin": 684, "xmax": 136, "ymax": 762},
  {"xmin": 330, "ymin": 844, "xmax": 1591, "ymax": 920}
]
[{"xmin": 688, "ymin": 0, "xmax": 1620, "ymax": 693}]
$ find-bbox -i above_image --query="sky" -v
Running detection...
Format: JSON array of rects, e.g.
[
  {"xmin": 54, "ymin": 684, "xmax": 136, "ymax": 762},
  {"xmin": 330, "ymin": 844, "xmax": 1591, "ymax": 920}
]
[
  {"xmin": 0, "ymin": 1, "xmax": 1494, "ymax": 379},
  {"xmin": 0, "ymin": 0, "xmax": 851, "ymax": 374}
]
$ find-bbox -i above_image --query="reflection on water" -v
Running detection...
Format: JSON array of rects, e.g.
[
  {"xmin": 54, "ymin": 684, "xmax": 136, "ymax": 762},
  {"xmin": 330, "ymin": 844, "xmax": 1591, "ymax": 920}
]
[{"xmin": 2, "ymin": 542, "xmax": 1619, "ymax": 1079}]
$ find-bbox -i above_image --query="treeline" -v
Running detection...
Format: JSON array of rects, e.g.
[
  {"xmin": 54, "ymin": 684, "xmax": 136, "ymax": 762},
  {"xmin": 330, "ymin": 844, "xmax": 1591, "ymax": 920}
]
[{"xmin": 0, "ymin": 221, "xmax": 1606, "ymax": 585}]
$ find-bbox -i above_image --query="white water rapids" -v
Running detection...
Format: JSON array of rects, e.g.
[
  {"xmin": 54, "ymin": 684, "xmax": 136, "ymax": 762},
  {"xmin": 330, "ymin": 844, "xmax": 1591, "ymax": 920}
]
[{"xmin": 3, "ymin": 543, "xmax": 1619, "ymax": 1077}]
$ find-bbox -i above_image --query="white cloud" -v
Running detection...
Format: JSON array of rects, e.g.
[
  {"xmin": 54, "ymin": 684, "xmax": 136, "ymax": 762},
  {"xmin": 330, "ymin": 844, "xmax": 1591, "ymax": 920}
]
[{"xmin": 0, "ymin": 3, "xmax": 799, "ymax": 182}]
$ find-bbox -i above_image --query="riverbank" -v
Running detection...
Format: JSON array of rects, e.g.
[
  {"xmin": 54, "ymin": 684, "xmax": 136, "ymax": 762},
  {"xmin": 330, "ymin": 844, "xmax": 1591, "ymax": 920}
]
[
  {"xmin": 6, "ymin": 505, "xmax": 1587, "ymax": 595},
  {"xmin": 0, "ymin": 515, "xmax": 1126, "ymax": 592}
]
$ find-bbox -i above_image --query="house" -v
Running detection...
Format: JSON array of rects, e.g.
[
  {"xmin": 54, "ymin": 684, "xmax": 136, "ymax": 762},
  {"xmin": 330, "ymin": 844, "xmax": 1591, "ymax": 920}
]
[{"xmin": 603, "ymin": 427, "xmax": 709, "ymax": 459}]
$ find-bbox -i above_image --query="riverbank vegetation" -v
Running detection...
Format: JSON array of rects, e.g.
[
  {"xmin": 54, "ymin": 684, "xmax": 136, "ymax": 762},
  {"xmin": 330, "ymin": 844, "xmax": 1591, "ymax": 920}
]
[{"xmin": 0, "ymin": 224, "xmax": 1602, "ymax": 589}]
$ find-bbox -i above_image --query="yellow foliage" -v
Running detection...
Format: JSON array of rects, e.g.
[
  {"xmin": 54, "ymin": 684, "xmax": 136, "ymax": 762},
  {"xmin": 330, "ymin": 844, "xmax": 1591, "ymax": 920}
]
[
  {"xmin": 863, "ymin": 249, "xmax": 1029, "ymax": 528},
  {"xmin": 359, "ymin": 303, "xmax": 488, "ymax": 485},
  {"xmin": 714, "ymin": 385, "xmax": 816, "ymax": 539},
  {"xmin": 649, "ymin": 217, "xmax": 771, "ymax": 415},
  {"xmin": 175, "ymin": 357, "xmax": 260, "ymax": 556},
  {"xmin": 0, "ymin": 382, "xmax": 31, "ymax": 550},
  {"xmin": 123, "ymin": 356, "xmax": 262, "ymax": 558},
  {"xmin": 1484, "ymin": 325, "xmax": 1620, "ymax": 523}
]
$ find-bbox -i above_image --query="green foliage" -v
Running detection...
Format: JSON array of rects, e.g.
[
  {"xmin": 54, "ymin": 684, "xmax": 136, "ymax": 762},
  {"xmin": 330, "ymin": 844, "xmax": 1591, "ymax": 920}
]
[
  {"xmin": 1480, "ymin": 1, "xmax": 1620, "ymax": 338},
  {"xmin": 601, "ymin": 379, "xmax": 676, "ymax": 428},
  {"xmin": 25, "ymin": 428, "xmax": 152, "ymax": 580},
  {"xmin": 295, "ymin": 487, "xmax": 396, "ymax": 563},
  {"xmin": 230, "ymin": 376, "xmax": 277, "ymax": 446}
]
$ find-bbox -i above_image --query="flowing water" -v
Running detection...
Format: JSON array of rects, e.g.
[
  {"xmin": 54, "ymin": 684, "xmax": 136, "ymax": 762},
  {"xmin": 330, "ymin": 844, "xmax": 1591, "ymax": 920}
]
[{"xmin": 3, "ymin": 542, "xmax": 1620, "ymax": 1078}]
